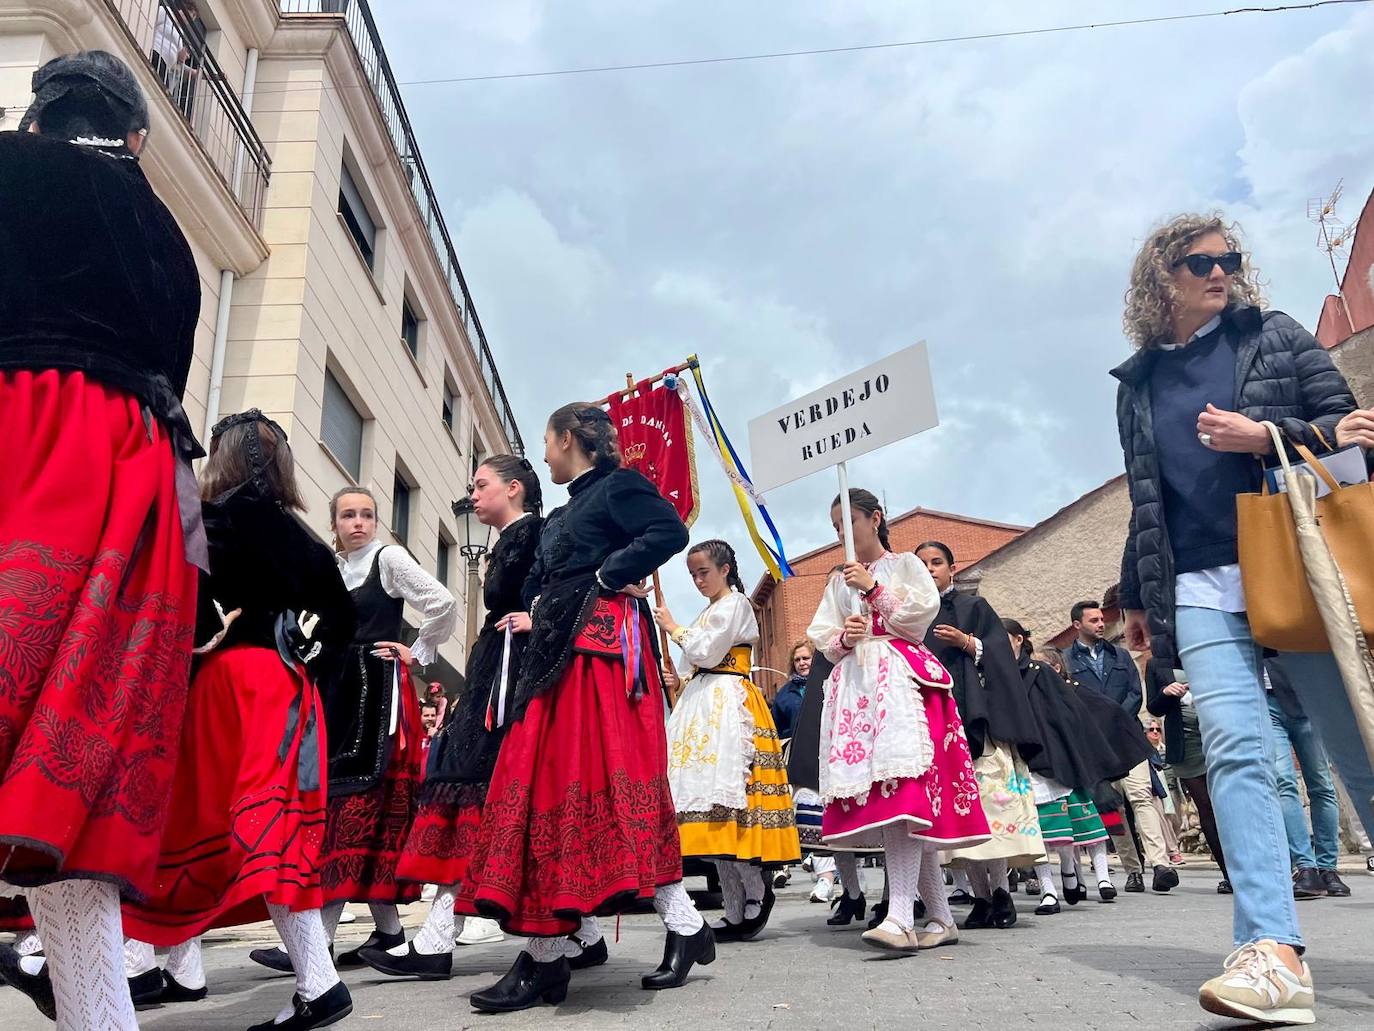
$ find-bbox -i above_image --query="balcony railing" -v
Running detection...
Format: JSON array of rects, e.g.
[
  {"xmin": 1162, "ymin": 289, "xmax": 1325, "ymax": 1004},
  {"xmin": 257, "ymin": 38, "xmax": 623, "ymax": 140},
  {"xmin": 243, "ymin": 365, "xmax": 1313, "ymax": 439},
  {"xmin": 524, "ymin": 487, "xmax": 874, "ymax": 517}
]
[
  {"xmin": 280, "ymin": 0, "xmax": 524, "ymax": 455},
  {"xmin": 105, "ymin": 0, "xmax": 271, "ymax": 227}
]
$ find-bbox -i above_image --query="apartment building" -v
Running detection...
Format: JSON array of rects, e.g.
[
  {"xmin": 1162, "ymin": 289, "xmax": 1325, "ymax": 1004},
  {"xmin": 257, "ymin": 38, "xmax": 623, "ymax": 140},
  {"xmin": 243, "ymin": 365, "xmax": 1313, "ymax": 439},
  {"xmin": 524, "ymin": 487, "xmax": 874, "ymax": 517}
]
[{"xmin": 0, "ymin": 0, "xmax": 521, "ymax": 684}]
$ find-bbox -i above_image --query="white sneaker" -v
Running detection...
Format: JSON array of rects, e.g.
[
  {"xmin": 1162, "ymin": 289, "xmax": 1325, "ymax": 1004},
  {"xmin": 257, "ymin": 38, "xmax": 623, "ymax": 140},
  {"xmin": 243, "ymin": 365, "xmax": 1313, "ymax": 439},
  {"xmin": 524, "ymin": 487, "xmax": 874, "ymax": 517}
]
[
  {"xmin": 809, "ymin": 880, "xmax": 833, "ymax": 904},
  {"xmin": 1199, "ymin": 940, "xmax": 1315, "ymax": 1026},
  {"xmin": 456, "ymin": 916, "xmax": 506, "ymax": 946},
  {"xmin": 337, "ymin": 909, "xmax": 357, "ymax": 925}
]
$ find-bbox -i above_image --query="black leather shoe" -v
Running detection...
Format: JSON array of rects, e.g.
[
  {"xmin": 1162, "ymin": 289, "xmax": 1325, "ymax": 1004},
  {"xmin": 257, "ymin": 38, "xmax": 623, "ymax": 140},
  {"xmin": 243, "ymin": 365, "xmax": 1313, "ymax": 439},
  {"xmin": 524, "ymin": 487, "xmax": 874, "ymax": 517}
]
[
  {"xmin": 247, "ymin": 981, "xmax": 352, "ymax": 1030},
  {"xmin": 947, "ymin": 889, "xmax": 975, "ymax": 906},
  {"xmin": 160, "ymin": 970, "xmax": 209, "ymax": 1002},
  {"xmin": 1217, "ymin": 878, "xmax": 1234, "ymax": 895},
  {"xmin": 641, "ymin": 923, "xmax": 716, "ymax": 990},
  {"xmin": 566, "ymin": 937, "xmax": 608, "ymax": 970},
  {"xmin": 962, "ymin": 898, "xmax": 993, "ymax": 930},
  {"xmin": 0, "ymin": 943, "xmax": 56, "ymax": 1021},
  {"xmin": 1061, "ymin": 881, "xmax": 1081, "ymax": 907},
  {"xmin": 866, "ymin": 899, "xmax": 888, "ymax": 930},
  {"xmin": 991, "ymin": 888, "xmax": 1018, "ymax": 929},
  {"xmin": 1292, "ymin": 866, "xmax": 1326, "ymax": 899},
  {"xmin": 737, "ymin": 884, "xmax": 776, "ymax": 941},
  {"xmin": 1034, "ymin": 894, "xmax": 1061, "ymax": 915},
  {"xmin": 1320, "ymin": 869, "xmax": 1352, "ymax": 897},
  {"xmin": 472, "ymin": 953, "xmax": 571, "ymax": 1013},
  {"xmin": 129, "ymin": 967, "xmax": 165, "ymax": 1009},
  {"xmin": 1098, "ymin": 881, "xmax": 1118, "ymax": 903},
  {"xmin": 827, "ymin": 892, "xmax": 866, "ymax": 926},
  {"xmin": 1124, "ymin": 873, "xmax": 1146, "ymax": 893},
  {"xmin": 1151, "ymin": 865, "xmax": 1179, "ymax": 893},
  {"xmin": 709, "ymin": 920, "xmax": 745, "ymax": 943},
  {"xmin": 358, "ymin": 940, "xmax": 452, "ymax": 980},
  {"xmin": 337, "ymin": 930, "xmax": 404, "ymax": 967},
  {"xmin": 249, "ymin": 946, "xmax": 295, "ymax": 974}
]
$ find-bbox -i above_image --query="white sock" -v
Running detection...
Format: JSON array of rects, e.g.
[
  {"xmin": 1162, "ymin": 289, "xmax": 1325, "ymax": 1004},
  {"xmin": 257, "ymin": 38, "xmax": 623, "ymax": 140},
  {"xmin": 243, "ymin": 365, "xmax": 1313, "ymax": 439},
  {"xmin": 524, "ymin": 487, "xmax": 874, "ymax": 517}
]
[
  {"xmin": 166, "ymin": 937, "xmax": 206, "ymax": 990},
  {"xmin": 20, "ymin": 955, "xmax": 46, "ymax": 976},
  {"xmin": 14, "ymin": 930, "xmax": 43, "ymax": 957},
  {"xmin": 1057, "ymin": 845, "xmax": 1078, "ymax": 888},
  {"xmin": 713, "ymin": 860, "xmax": 745, "ymax": 925},
  {"xmin": 880, "ymin": 825, "xmax": 921, "ymax": 931},
  {"xmin": 951, "ymin": 867, "xmax": 972, "ymax": 895},
  {"xmin": 835, "ymin": 852, "xmax": 863, "ymax": 898},
  {"xmin": 575, "ymin": 916, "xmax": 603, "ymax": 947},
  {"xmin": 268, "ymin": 904, "xmax": 340, "ymax": 1007},
  {"xmin": 525, "ymin": 937, "xmax": 565, "ymax": 964},
  {"xmin": 812, "ymin": 855, "xmax": 836, "ymax": 878},
  {"xmin": 30, "ymin": 880, "xmax": 138, "ymax": 1031},
  {"xmin": 738, "ymin": 864, "xmax": 765, "ymax": 921},
  {"xmin": 1090, "ymin": 841, "xmax": 1112, "ymax": 885},
  {"xmin": 918, "ymin": 846, "xmax": 953, "ymax": 928},
  {"xmin": 1034, "ymin": 861, "xmax": 1059, "ymax": 901},
  {"xmin": 653, "ymin": 882, "xmax": 705, "ymax": 935},
  {"xmin": 320, "ymin": 900, "xmax": 346, "ymax": 945},
  {"xmin": 369, "ymin": 902, "xmax": 402, "ymax": 936},
  {"xmin": 123, "ymin": 937, "xmax": 157, "ymax": 978},
  {"xmin": 407, "ymin": 884, "xmax": 457, "ymax": 956}
]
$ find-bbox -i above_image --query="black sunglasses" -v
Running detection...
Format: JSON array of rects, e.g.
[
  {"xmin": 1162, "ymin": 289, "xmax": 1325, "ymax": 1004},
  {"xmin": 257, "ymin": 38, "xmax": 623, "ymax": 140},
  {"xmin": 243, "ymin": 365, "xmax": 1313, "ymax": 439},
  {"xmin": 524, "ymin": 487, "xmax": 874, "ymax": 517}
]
[{"xmin": 1174, "ymin": 251, "xmax": 1242, "ymax": 278}]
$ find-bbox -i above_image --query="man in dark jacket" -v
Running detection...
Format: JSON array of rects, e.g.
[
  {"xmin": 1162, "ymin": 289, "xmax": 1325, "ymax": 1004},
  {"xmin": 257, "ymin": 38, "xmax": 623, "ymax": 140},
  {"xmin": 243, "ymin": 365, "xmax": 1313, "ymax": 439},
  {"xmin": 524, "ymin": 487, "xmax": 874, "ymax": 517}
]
[
  {"xmin": 771, "ymin": 640, "xmax": 812, "ymax": 741},
  {"xmin": 1065, "ymin": 601, "xmax": 1177, "ymax": 893}
]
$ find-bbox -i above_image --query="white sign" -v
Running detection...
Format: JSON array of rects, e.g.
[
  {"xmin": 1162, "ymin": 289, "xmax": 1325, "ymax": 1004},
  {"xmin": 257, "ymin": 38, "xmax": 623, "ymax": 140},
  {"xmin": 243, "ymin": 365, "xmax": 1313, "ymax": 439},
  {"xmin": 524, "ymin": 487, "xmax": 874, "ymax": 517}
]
[{"xmin": 747, "ymin": 342, "xmax": 939, "ymax": 494}]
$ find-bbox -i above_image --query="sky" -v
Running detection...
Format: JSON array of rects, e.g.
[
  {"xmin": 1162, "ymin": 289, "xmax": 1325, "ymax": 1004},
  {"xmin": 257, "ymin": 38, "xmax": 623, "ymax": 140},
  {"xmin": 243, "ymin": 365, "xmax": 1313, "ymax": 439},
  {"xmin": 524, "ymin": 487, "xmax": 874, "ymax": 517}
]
[{"xmin": 370, "ymin": 0, "xmax": 1374, "ymax": 630}]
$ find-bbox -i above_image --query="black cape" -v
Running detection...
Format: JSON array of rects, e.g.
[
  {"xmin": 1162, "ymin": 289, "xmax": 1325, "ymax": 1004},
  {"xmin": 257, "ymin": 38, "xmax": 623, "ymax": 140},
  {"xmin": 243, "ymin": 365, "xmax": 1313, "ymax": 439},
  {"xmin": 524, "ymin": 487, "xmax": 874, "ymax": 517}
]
[
  {"xmin": 785, "ymin": 654, "xmax": 834, "ymax": 793},
  {"xmin": 924, "ymin": 591, "xmax": 1043, "ymax": 762},
  {"xmin": 1021, "ymin": 654, "xmax": 1153, "ymax": 790}
]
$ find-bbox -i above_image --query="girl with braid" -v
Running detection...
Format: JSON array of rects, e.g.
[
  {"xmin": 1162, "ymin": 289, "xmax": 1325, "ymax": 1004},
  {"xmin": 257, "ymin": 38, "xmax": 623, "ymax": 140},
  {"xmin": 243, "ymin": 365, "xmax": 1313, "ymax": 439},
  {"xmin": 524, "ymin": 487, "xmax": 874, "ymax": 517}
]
[{"xmin": 657, "ymin": 540, "xmax": 801, "ymax": 942}]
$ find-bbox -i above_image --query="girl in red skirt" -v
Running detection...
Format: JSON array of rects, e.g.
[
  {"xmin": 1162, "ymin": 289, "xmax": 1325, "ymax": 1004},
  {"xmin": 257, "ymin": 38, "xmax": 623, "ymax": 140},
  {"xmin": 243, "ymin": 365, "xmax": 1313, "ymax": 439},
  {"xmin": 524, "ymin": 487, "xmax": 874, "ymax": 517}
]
[
  {"xmin": 363, "ymin": 455, "xmax": 544, "ymax": 980},
  {"xmin": 0, "ymin": 52, "xmax": 201, "ymax": 1030},
  {"xmin": 457, "ymin": 403, "xmax": 707, "ymax": 1013},
  {"xmin": 119, "ymin": 411, "xmax": 356, "ymax": 1030}
]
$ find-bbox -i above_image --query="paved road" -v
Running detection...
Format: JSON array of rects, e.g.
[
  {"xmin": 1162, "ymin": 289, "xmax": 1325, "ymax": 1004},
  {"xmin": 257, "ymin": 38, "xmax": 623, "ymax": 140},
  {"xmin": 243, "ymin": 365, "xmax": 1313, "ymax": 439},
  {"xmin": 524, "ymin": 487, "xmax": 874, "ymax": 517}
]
[{"xmin": 3, "ymin": 867, "xmax": 1370, "ymax": 1030}]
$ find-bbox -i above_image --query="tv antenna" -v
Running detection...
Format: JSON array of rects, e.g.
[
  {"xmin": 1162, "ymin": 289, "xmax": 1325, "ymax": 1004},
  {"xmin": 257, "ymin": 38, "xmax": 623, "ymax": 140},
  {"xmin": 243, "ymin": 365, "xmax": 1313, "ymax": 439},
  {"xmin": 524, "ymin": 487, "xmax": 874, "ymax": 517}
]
[{"xmin": 1308, "ymin": 181, "xmax": 1353, "ymax": 327}]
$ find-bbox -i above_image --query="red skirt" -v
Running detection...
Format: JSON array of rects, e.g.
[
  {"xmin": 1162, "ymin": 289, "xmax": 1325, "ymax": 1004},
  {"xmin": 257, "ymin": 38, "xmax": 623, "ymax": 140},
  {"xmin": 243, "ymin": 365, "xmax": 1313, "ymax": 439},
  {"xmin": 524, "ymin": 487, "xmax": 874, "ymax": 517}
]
[
  {"xmin": 0, "ymin": 897, "xmax": 34, "ymax": 933},
  {"xmin": 319, "ymin": 665, "xmax": 424, "ymax": 904},
  {"xmin": 121, "ymin": 646, "xmax": 327, "ymax": 945},
  {"xmin": 396, "ymin": 781, "xmax": 487, "ymax": 887},
  {"xmin": 0, "ymin": 371, "xmax": 196, "ymax": 899},
  {"xmin": 456, "ymin": 605, "xmax": 682, "ymax": 937}
]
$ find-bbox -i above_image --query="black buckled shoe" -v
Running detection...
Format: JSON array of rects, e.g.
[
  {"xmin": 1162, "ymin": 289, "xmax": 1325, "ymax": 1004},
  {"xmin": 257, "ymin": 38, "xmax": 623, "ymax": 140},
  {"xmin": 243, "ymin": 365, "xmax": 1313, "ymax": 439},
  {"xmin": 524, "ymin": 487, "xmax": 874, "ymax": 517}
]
[
  {"xmin": 1124, "ymin": 872, "xmax": 1146, "ymax": 893},
  {"xmin": 358, "ymin": 940, "xmax": 452, "ymax": 980},
  {"xmin": 249, "ymin": 946, "xmax": 295, "ymax": 974},
  {"xmin": 247, "ymin": 981, "xmax": 352, "ymax": 1030},
  {"xmin": 709, "ymin": 920, "xmax": 745, "ymax": 943},
  {"xmin": 1320, "ymin": 870, "xmax": 1351, "ymax": 897},
  {"xmin": 737, "ymin": 884, "xmax": 776, "ymax": 941},
  {"xmin": 129, "ymin": 967, "xmax": 165, "ymax": 1009},
  {"xmin": 0, "ymin": 943, "xmax": 56, "ymax": 1021},
  {"xmin": 1098, "ymin": 881, "xmax": 1118, "ymax": 903},
  {"xmin": 160, "ymin": 970, "xmax": 209, "ymax": 1002},
  {"xmin": 641, "ymin": 923, "xmax": 716, "ymax": 990},
  {"xmin": 866, "ymin": 899, "xmax": 889, "ymax": 930},
  {"xmin": 962, "ymin": 898, "xmax": 993, "ymax": 930},
  {"xmin": 947, "ymin": 889, "xmax": 975, "ymax": 906},
  {"xmin": 471, "ymin": 953, "xmax": 570, "ymax": 1013},
  {"xmin": 1034, "ymin": 894, "xmax": 1061, "ymax": 916},
  {"xmin": 826, "ymin": 891, "xmax": 866, "ymax": 926},
  {"xmin": 337, "ymin": 930, "xmax": 404, "ymax": 967},
  {"xmin": 1151, "ymin": 865, "xmax": 1179, "ymax": 893},
  {"xmin": 566, "ymin": 937, "xmax": 608, "ymax": 971},
  {"xmin": 991, "ymin": 888, "xmax": 1018, "ymax": 929}
]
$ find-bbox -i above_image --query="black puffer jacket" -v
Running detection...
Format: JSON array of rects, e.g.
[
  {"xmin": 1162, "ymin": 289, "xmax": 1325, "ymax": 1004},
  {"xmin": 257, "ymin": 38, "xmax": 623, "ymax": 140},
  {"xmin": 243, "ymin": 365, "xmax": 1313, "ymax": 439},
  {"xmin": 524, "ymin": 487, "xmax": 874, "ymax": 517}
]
[{"xmin": 1112, "ymin": 305, "xmax": 1357, "ymax": 667}]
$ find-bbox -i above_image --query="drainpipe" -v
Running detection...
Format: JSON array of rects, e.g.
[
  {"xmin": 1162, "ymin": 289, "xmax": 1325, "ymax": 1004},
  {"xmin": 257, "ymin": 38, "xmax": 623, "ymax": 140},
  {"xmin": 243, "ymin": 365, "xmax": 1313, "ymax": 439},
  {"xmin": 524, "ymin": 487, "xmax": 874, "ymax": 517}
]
[{"xmin": 202, "ymin": 47, "xmax": 260, "ymax": 446}]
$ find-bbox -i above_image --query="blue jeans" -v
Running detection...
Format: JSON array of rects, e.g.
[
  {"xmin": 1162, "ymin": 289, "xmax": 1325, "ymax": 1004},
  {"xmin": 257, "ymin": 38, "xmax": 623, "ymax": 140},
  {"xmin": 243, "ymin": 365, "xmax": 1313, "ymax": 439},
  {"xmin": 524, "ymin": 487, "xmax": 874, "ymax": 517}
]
[
  {"xmin": 1265, "ymin": 693, "xmax": 1340, "ymax": 870},
  {"xmin": 1176, "ymin": 607, "xmax": 1301, "ymax": 949},
  {"xmin": 1270, "ymin": 651, "xmax": 1374, "ymax": 848}
]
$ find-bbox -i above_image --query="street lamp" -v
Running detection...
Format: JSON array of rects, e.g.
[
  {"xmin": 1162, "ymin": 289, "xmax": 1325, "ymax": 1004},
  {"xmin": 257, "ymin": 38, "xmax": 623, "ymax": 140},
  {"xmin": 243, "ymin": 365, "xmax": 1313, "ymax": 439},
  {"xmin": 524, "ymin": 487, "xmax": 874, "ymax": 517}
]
[{"xmin": 450, "ymin": 497, "xmax": 490, "ymax": 655}]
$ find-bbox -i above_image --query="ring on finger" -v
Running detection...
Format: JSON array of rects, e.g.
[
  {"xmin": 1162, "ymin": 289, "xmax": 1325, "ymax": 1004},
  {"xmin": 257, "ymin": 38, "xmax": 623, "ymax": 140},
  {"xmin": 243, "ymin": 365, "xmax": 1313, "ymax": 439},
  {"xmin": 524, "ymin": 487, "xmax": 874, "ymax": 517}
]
[{"xmin": 1198, "ymin": 432, "xmax": 1213, "ymax": 448}]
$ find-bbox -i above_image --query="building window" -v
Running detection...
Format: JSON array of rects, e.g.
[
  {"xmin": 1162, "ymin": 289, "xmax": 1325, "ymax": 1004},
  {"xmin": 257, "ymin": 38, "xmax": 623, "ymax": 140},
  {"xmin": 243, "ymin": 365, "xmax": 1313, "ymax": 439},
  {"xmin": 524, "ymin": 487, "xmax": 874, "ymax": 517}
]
[
  {"xmin": 436, "ymin": 536, "xmax": 451, "ymax": 588},
  {"xmin": 393, "ymin": 470, "xmax": 412, "ymax": 544},
  {"xmin": 321, "ymin": 369, "xmax": 363, "ymax": 480},
  {"xmin": 338, "ymin": 164, "xmax": 376, "ymax": 269},
  {"xmin": 401, "ymin": 299, "xmax": 420, "ymax": 358},
  {"xmin": 442, "ymin": 381, "xmax": 458, "ymax": 434},
  {"xmin": 471, "ymin": 437, "xmax": 487, "ymax": 477}
]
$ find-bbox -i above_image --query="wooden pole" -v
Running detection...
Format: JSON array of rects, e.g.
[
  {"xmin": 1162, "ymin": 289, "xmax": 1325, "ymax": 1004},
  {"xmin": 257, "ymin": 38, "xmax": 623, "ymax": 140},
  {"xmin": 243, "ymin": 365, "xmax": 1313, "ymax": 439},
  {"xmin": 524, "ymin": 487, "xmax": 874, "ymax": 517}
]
[{"xmin": 620, "ymin": 370, "xmax": 682, "ymax": 706}]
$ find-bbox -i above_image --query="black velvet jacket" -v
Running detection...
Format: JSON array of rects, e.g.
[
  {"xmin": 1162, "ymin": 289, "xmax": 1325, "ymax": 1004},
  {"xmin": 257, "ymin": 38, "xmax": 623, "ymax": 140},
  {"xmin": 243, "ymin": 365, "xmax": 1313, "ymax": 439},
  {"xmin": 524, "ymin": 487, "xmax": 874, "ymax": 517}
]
[
  {"xmin": 0, "ymin": 132, "xmax": 202, "ymax": 454},
  {"xmin": 512, "ymin": 465, "xmax": 689, "ymax": 722},
  {"xmin": 785, "ymin": 654, "xmax": 834, "ymax": 793}
]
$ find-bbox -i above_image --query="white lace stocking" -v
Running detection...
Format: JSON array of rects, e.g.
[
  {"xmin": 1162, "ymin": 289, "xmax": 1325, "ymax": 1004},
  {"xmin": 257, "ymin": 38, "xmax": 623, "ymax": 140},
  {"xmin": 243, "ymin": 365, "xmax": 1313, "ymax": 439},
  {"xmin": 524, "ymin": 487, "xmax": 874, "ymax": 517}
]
[
  {"xmin": 268, "ymin": 904, "xmax": 340, "ymax": 1006},
  {"xmin": 1058, "ymin": 845, "xmax": 1078, "ymax": 888},
  {"xmin": 14, "ymin": 929, "xmax": 43, "ymax": 957},
  {"xmin": 713, "ymin": 860, "xmax": 745, "ymax": 925},
  {"xmin": 525, "ymin": 937, "xmax": 565, "ymax": 963},
  {"xmin": 406, "ymin": 884, "xmax": 457, "ymax": 956},
  {"xmin": 653, "ymin": 882, "xmax": 704, "ymax": 935},
  {"xmin": 122, "ymin": 937, "xmax": 156, "ymax": 978},
  {"xmin": 1090, "ymin": 841, "xmax": 1112, "ymax": 885},
  {"xmin": 880, "ymin": 825, "xmax": 921, "ymax": 931},
  {"xmin": 1034, "ymin": 861, "xmax": 1059, "ymax": 901},
  {"xmin": 320, "ymin": 900, "xmax": 346, "ymax": 944},
  {"xmin": 950, "ymin": 866, "xmax": 972, "ymax": 894},
  {"xmin": 166, "ymin": 937, "xmax": 206, "ymax": 990},
  {"xmin": 738, "ymin": 864, "xmax": 764, "ymax": 920},
  {"xmin": 966, "ymin": 862, "xmax": 992, "ymax": 901},
  {"xmin": 917, "ymin": 845, "xmax": 952, "ymax": 928},
  {"xmin": 30, "ymin": 880, "xmax": 137, "ymax": 1031},
  {"xmin": 834, "ymin": 852, "xmax": 863, "ymax": 898}
]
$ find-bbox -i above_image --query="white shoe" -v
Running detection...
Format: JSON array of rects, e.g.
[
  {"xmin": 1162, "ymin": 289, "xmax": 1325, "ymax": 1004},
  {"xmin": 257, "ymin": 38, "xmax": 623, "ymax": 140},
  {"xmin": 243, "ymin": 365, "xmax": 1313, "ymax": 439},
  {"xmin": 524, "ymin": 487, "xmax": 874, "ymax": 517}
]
[
  {"xmin": 456, "ymin": 917, "xmax": 506, "ymax": 946},
  {"xmin": 421, "ymin": 883, "xmax": 438, "ymax": 902},
  {"xmin": 1198, "ymin": 940, "xmax": 1315, "ymax": 1026},
  {"xmin": 809, "ymin": 880, "xmax": 833, "ymax": 904},
  {"xmin": 337, "ymin": 910, "xmax": 357, "ymax": 925}
]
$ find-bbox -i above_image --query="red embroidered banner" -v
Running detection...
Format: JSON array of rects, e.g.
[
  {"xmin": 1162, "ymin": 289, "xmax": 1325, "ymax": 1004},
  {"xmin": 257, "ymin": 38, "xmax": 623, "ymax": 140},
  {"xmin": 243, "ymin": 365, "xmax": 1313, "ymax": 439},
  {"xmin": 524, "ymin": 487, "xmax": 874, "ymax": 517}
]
[{"xmin": 607, "ymin": 379, "xmax": 699, "ymax": 527}]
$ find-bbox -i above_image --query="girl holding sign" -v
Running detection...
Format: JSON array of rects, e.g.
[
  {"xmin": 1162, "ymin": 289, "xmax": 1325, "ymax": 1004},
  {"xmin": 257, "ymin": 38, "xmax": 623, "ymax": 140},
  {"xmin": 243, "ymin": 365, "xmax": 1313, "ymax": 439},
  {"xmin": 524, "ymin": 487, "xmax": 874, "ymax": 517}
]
[
  {"xmin": 657, "ymin": 539, "xmax": 801, "ymax": 943},
  {"xmin": 808, "ymin": 489, "xmax": 990, "ymax": 954}
]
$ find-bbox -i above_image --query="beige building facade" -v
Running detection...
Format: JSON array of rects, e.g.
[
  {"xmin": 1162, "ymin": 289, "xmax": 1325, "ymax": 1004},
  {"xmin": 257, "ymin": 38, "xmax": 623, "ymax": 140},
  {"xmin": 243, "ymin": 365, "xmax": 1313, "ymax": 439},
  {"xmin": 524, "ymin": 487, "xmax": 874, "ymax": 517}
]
[{"xmin": 1, "ymin": 0, "xmax": 521, "ymax": 683}]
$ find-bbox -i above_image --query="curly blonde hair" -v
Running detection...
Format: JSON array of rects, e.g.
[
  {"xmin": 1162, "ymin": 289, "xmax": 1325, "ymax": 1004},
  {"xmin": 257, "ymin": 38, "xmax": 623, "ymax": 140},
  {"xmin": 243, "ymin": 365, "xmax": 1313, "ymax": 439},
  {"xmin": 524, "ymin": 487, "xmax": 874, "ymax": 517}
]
[{"xmin": 1122, "ymin": 213, "xmax": 1265, "ymax": 348}]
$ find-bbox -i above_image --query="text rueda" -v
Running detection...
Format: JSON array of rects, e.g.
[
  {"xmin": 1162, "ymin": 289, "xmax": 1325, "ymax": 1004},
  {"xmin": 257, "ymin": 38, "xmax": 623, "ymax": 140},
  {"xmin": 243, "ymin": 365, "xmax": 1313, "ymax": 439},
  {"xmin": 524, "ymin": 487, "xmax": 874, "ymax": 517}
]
[{"xmin": 746, "ymin": 341, "xmax": 939, "ymax": 494}]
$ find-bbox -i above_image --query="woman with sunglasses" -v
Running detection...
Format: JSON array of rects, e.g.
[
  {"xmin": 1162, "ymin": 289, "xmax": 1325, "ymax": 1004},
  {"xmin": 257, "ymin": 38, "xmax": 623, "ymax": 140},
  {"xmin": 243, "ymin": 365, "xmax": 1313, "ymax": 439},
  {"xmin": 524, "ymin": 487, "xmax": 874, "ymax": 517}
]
[
  {"xmin": 362, "ymin": 455, "xmax": 545, "ymax": 980},
  {"xmin": 1114, "ymin": 213, "xmax": 1374, "ymax": 1026}
]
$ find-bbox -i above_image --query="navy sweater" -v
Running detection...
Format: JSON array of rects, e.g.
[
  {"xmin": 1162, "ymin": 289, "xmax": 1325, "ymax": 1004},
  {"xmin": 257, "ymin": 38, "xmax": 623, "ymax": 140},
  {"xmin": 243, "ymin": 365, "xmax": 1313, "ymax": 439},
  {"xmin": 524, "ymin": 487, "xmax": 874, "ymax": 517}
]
[{"xmin": 1148, "ymin": 326, "xmax": 1261, "ymax": 574}]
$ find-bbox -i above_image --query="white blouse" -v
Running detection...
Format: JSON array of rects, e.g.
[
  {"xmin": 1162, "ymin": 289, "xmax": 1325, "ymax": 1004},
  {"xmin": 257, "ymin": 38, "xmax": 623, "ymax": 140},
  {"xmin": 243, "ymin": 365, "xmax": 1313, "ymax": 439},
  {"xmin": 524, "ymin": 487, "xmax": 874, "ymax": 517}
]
[
  {"xmin": 338, "ymin": 538, "xmax": 457, "ymax": 666},
  {"xmin": 676, "ymin": 591, "xmax": 759, "ymax": 675}
]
